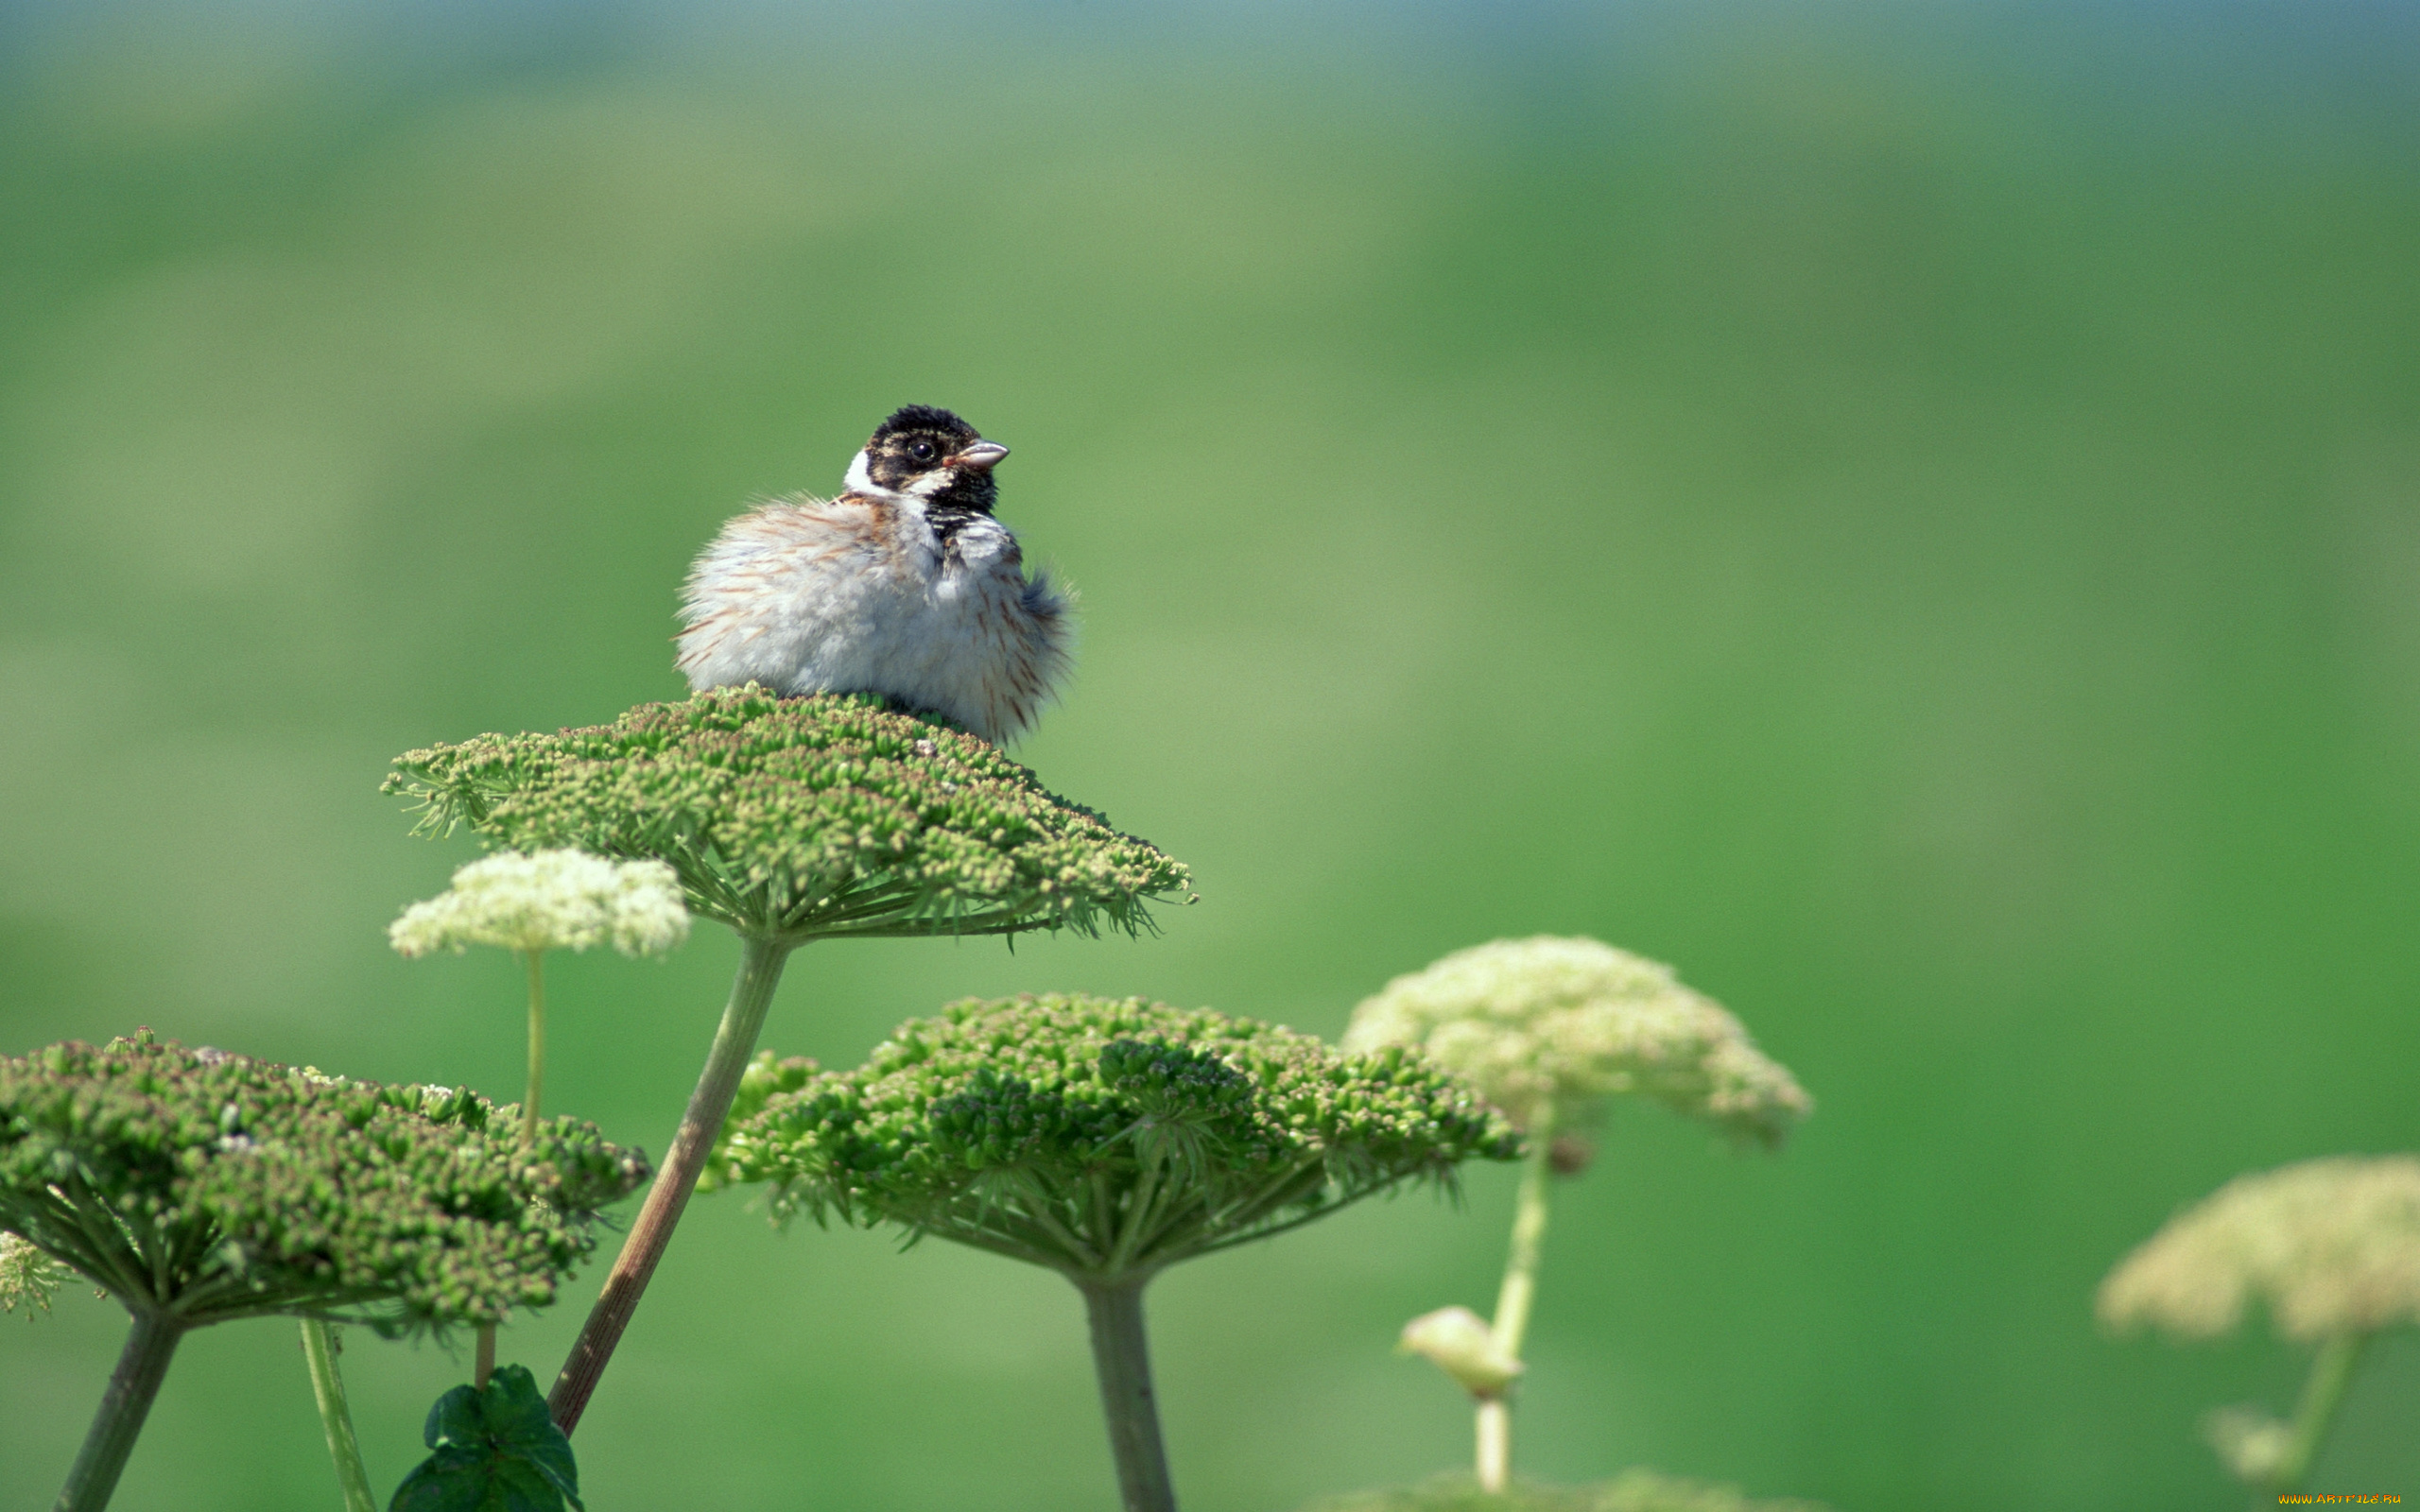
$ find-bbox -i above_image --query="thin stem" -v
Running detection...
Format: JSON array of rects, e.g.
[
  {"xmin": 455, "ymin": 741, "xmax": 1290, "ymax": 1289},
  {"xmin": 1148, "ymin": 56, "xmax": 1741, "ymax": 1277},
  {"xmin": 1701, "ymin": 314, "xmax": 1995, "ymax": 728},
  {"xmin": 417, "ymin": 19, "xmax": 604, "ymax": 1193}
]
[
  {"xmin": 300, "ymin": 1321, "xmax": 377, "ymax": 1512},
  {"xmin": 521, "ymin": 948, "xmax": 548, "ymax": 1145},
  {"xmin": 1490, "ymin": 1108, "xmax": 1557, "ymax": 1361},
  {"xmin": 55, "ymin": 1310, "xmax": 183, "ymax": 1512},
  {"xmin": 57, "ymin": 1177, "xmax": 151, "ymax": 1305},
  {"xmin": 1107, "ymin": 1160, "xmax": 1167, "ymax": 1272},
  {"xmin": 2271, "ymin": 1330, "xmax": 2369, "ymax": 1493},
  {"xmin": 1180, "ymin": 1160, "xmax": 1333, "ymax": 1259},
  {"xmin": 1478, "ymin": 1105, "xmax": 1558, "ymax": 1493},
  {"xmin": 1091, "ymin": 1171, "xmax": 1117, "ymax": 1255},
  {"xmin": 1476, "ymin": 1399, "xmax": 1510, "ymax": 1494},
  {"xmin": 547, "ymin": 932, "xmax": 797, "ymax": 1435},
  {"xmin": 921, "ymin": 1226, "xmax": 1062, "ymax": 1270},
  {"xmin": 1078, "ymin": 1278, "xmax": 1178, "ymax": 1512},
  {"xmin": 487, "ymin": 945, "xmax": 549, "ymax": 1389}
]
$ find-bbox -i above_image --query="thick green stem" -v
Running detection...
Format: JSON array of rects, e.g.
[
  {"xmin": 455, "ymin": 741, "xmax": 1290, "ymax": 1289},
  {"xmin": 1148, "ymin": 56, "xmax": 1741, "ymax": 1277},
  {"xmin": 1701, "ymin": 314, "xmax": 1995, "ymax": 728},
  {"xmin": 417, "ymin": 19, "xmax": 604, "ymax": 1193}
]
[
  {"xmin": 474, "ymin": 1324, "xmax": 496, "ymax": 1388},
  {"xmin": 520, "ymin": 949, "xmax": 548, "ymax": 1145},
  {"xmin": 300, "ymin": 1320, "xmax": 377, "ymax": 1512},
  {"xmin": 1078, "ymin": 1278, "xmax": 1178, "ymax": 1512},
  {"xmin": 547, "ymin": 933, "xmax": 796, "ymax": 1434},
  {"xmin": 1478, "ymin": 1106, "xmax": 1558, "ymax": 1493},
  {"xmin": 56, "ymin": 1310, "xmax": 183, "ymax": 1512},
  {"xmin": 2270, "ymin": 1330, "xmax": 2368, "ymax": 1493}
]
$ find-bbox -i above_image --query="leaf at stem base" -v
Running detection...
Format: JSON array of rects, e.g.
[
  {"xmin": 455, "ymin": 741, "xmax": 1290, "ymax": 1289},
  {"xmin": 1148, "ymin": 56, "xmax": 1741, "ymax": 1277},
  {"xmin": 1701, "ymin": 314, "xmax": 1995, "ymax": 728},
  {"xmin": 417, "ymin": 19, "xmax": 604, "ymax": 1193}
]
[{"xmin": 389, "ymin": 1365, "xmax": 582, "ymax": 1512}]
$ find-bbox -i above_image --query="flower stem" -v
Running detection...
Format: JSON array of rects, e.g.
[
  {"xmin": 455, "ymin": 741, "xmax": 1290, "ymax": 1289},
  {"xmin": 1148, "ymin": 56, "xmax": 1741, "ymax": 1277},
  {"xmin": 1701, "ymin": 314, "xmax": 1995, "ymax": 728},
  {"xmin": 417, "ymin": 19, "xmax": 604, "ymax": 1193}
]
[
  {"xmin": 1078, "ymin": 1277, "xmax": 1178, "ymax": 1512},
  {"xmin": 299, "ymin": 1320, "xmax": 377, "ymax": 1512},
  {"xmin": 1478, "ymin": 1106, "xmax": 1558, "ymax": 1493},
  {"xmin": 547, "ymin": 932, "xmax": 796, "ymax": 1434},
  {"xmin": 490, "ymin": 948, "xmax": 546, "ymax": 1390},
  {"xmin": 1475, "ymin": 1399, "xmax": 1511, "ymax": 1493},
  {"xmin": 521, "ymin": 948, "xmax": 548, "ymax": 1145},
  {"xmin": 56, "ymin": 1310, "xmax": 183, "ymax": 1512},
  {"xmin": 2271, "ymin": 1330, "xmax": 2369, "ymax": 1493}
]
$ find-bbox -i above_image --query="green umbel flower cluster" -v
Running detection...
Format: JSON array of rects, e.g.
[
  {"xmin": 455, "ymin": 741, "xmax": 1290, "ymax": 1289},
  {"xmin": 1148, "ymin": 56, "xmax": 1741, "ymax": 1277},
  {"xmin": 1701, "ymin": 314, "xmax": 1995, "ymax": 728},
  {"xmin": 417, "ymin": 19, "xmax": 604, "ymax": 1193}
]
[
  {"xmin": 712, "ymin": 994, "xmax": 1520, "ymax": 1280},
  {"xmin": 697, "ymin": 1050, "xmax": 819, "ymax": 1195},
  {"xmin": 0, "ymin": 1033, "xmax": 648, "ymax": 1331},
  {"xmin": 384, "ymin": 688, "xmax": 1192, "ymax": 940}
]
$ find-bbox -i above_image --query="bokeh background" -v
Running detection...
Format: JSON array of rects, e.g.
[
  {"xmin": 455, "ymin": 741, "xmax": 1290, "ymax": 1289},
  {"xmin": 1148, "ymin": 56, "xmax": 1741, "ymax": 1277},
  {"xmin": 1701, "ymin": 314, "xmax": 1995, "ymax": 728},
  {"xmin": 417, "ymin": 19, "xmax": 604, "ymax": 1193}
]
[{"xmin": 3, "ymin": 2, "xmax": 2417, "ymax": 1508}]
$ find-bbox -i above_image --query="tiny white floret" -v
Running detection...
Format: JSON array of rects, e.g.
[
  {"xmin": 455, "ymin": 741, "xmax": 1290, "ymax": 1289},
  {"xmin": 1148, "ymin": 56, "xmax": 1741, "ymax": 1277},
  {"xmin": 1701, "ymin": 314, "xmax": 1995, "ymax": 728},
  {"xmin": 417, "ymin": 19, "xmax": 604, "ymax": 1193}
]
[{"xmin": 1, "ymin": 1231, "xmax": 65, "ymax": 1317}]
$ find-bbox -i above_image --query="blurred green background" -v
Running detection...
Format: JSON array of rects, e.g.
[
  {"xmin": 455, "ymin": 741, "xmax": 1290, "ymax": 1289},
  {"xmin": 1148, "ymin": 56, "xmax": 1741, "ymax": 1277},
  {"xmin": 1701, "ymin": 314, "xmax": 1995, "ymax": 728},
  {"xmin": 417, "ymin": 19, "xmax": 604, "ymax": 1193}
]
[{"xmin": 3, "ymin": 2, "xmax": 2416, "ymax": 1508}]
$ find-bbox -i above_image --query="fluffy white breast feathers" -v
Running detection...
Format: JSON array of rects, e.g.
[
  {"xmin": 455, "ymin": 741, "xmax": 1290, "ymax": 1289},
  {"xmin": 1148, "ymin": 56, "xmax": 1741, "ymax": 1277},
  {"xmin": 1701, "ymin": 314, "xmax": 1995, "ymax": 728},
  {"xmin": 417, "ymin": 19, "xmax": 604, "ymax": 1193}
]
[{"xmin": 673, "ymin": 406, "xmax": 1071, "ymax": 746}]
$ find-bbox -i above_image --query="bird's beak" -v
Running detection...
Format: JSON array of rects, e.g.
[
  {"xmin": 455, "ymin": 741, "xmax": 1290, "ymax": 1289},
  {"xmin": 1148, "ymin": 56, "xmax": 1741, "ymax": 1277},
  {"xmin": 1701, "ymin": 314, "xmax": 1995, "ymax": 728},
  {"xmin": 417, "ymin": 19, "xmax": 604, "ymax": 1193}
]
[{"xmin": 946, "ymin": 441, "xmax": 1010, "ymax": 472}]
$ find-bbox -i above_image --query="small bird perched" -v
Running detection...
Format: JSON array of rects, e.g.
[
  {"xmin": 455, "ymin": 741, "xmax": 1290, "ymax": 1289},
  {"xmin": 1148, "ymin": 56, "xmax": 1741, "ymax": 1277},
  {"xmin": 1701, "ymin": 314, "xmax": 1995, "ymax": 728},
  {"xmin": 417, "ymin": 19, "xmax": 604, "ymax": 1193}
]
[{"xmin": 675, "ymin": 405, "xmax": 1071, "ymax": 745}]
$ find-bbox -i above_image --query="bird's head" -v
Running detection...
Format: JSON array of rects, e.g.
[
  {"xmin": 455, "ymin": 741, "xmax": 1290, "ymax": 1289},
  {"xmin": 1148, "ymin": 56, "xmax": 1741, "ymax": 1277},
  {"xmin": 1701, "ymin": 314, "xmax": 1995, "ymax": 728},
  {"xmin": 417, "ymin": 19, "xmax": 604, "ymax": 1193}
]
[{"xmin": 847, "ymin": 404, "xmax": 1008, "ymax": 513}]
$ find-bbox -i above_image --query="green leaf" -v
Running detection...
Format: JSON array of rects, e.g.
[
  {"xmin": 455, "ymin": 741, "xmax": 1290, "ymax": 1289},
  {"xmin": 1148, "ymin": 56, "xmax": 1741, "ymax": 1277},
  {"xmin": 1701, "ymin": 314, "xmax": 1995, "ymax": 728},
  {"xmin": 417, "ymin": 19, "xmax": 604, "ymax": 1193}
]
[{"xmin": 389, "ymin": 1366, "xmax": 583, "ymax": 1512}]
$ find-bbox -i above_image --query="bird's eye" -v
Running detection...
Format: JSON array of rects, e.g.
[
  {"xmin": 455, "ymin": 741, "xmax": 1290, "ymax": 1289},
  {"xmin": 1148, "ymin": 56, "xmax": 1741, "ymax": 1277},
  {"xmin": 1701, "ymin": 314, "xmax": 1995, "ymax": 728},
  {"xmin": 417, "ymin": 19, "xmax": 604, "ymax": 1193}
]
[{"xmin": 909, "ymin": 439, "xmax": 937, "ymax": 462}]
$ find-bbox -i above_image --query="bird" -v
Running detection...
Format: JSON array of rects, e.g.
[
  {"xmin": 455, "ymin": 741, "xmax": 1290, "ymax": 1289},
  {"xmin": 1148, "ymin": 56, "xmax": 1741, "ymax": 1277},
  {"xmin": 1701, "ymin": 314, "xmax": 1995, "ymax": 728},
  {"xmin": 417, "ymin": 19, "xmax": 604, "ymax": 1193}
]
[{"xmin": 674, "ymin": 405, "xmax": 1071, "ymax": 746}]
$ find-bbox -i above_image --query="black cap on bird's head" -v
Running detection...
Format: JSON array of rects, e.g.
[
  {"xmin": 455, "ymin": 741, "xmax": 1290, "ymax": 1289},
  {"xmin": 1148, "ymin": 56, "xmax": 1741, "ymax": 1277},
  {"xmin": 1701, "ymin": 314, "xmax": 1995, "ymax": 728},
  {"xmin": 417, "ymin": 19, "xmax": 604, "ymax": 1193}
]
[{"xmin": 858, "ymin": 404, "xmax": 1009, "ymax": 512}]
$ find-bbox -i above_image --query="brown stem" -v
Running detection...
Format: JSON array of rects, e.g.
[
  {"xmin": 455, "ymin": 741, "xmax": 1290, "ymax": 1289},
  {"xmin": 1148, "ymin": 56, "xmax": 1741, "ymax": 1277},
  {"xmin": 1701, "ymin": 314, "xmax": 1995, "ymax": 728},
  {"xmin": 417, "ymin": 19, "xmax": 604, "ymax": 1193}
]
[{"xmin": 547, "ymin": 933, "xmax": 795, "ymax": 1434}]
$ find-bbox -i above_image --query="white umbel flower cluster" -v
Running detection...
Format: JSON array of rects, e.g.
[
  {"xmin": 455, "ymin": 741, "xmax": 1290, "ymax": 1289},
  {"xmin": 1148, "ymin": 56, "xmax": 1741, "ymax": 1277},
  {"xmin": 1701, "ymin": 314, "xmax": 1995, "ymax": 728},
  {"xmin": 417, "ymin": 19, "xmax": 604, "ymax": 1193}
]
[
  {"xmin": 2098, "ymin": 1154, "xmax": 2420, "ymax": 1343},
  {"xmin": 389, "ymin": 850, "xmax": 691, "ymax": 959},
  {"xmin": 1343, "ymin": 936, "xmax": 1811, "ymax": 1144},
  {"xmin": 1, "ymin": 1230, "xmax": 64, "ymax": 1317}
]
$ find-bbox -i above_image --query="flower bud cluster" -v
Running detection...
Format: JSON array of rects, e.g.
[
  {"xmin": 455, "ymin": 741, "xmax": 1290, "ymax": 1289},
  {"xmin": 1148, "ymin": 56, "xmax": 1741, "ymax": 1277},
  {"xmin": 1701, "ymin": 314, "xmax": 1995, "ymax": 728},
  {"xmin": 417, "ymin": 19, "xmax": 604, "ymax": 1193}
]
[
  {"xmin": 1343, "ymin": 936, "xmax": 1811, "ymax": 1146},
  {"xmin": 1396, "ymin": 1305, "xmax": 1524, "ymax": 1397},
  {"xmin": 0, "ymin": 1032, "xmax": 649, "ymax": 1330},
  {"xmin": 712, "ymin": 994, "xmax": 1519, "ymax": 1280},
  {"xmin": 2098, "ymin": 1154, "xmax": 2420, "ymax": 1343},
  {"xmin": 2201, "ymin": 1405, "xmax": 2291, "ymax": 1485},
  {"xmin": 389, "ymin": 849, "xmax": 689, "ymax": 958},
  {"xmin": 698, "ymin": 1050, "xmax": 820, "ymax": 1194},
  {"xmin": 384, "ymin": 688, "xmax": 1192, "ymax": 940}
]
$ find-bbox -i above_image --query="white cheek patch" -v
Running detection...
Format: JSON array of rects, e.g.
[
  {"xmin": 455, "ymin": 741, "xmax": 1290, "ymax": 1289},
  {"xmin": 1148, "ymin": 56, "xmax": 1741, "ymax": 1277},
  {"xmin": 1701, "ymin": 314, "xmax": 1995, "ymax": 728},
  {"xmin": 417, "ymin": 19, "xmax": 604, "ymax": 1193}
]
[
  {"xmin": 905, "ymin": 470, "xmax": 954, "ymax": 499},
  {"xmin": 843, "ymin": 450, "xmax": 878, "ymax": 495}
]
